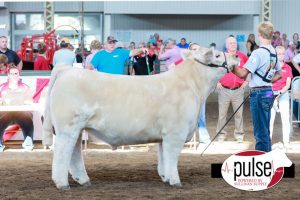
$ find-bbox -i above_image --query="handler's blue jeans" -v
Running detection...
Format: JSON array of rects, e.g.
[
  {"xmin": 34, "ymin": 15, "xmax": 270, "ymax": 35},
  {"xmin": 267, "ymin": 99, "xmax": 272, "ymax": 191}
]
[
  {"xmin": 198, "ymin": 102, "xmax": 211, "ymax": 143},
  {"xmin": 249, "ymin": 88, "xmax": 274, "ymax": 152}
]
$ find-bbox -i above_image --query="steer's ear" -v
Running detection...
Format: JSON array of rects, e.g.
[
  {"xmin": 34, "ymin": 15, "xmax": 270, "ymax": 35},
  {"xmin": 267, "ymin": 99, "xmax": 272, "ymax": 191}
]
[
  {"xmin": 181, "ymin": 49, "xmax": 192, "ymax": 59},
  {"xmin": 204, "ymin": 49, "xmax": 213, "ymax": 64}
]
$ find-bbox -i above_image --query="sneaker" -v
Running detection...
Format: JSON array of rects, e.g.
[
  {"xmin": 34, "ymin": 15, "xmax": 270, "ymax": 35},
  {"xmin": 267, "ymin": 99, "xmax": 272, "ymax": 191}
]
[
  {"xmin": 0, "ymin": 144, "xmax": 5, "ymax": 152},
  {"xmin": 22, "ymin": 136, "xmax": 34, "ymax": 151},
  {"xmin": 217, "ymin": 134, "xmax": 226, "ymax": 142},
  {"xmin": 234, "ymin": 134, "xmax": 244, "ymax": 143}
]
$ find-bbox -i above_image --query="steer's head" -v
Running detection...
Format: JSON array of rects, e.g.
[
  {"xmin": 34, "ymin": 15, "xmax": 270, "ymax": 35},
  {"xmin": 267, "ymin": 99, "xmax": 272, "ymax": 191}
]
[{"xmin": 181, "ymin": 47, "xmax": 240, "ymax": 73}]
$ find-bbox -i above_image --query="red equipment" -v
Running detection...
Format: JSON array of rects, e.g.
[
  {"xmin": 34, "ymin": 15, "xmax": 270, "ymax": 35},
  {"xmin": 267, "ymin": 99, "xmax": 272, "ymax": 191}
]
[{"xmin": 20, "ymin": 30, "xmax": 58, "ymax": 65}]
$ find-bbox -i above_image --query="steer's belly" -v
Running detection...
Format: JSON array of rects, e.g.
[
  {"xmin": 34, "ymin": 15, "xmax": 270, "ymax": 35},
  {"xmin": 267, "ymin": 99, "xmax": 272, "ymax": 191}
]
[{"xmin": 85, "ymin": 128, "xmax": 162, "ymax": 146}]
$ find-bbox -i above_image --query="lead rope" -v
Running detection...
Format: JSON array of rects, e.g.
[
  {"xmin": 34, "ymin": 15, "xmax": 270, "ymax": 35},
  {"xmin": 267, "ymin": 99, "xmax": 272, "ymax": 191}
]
[{"xmin": 200, "ymin": 93, "xmax": 250, "ymax": 156}]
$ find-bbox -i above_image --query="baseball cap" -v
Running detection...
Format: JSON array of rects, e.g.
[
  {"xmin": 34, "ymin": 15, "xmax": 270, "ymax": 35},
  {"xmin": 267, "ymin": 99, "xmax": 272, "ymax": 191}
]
[
  {"xmin": 289, "ymin": 41, "xmax": 294, "ymax": 46},
  {"xmin": 107, "ymin": 36, "xmax": 118, "ymax": 43},
  {"xmin": 61, "ymin": 37, "xmax": 70, "ymax": 44}
]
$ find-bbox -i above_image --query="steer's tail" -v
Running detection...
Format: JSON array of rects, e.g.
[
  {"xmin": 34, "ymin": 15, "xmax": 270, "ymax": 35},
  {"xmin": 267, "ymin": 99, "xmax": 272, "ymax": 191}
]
[{"xmin": 42, "ymin": 64, "xmax": 72, "ymax": 146}]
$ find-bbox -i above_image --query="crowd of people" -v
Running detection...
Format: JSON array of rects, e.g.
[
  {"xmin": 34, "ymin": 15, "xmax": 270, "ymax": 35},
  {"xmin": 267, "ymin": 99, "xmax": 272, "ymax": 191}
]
[{"xmin": 1, "ymin": 23, "xmax": 300, "ymax": 152}]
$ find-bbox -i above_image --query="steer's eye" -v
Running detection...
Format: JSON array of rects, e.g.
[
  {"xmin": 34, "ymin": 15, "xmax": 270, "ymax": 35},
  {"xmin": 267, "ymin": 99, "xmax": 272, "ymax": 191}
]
[{"xmin": 216, "ymin": 55, "xmax": 220, "ymax": 58}]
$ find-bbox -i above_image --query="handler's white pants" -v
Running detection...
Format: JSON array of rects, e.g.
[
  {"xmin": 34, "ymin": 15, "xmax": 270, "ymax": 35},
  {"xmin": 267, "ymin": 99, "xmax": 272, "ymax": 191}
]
[{"xmin": 270, "ymin": 91, "xmax": 291, "ymax": 145}]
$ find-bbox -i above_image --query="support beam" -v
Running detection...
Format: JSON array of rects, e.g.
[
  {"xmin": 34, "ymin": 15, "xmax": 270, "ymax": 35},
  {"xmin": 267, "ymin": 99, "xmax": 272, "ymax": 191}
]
[
  {"xmin": 103, "ymin": 14, "xmax": 111, "ymax": 42},
  {"xmin": 44, "ymin": 1, "xmax": 54, "ymax": 32},
  {"xmin": 261, "ymin": 0, "xmax": 271, "ymax": 22}
]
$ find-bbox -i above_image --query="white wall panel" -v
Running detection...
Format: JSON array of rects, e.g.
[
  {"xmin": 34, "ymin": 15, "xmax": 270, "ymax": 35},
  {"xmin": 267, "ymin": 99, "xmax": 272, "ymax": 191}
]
[
  {"xmin": 111, "ymin": 14, "xmax": 254, "ymax": 53},
  {"xmin": 105, "ymin": 0, "xmax": 260, "ymax": 15},
  {"xmin": 272, "ymin": 0, "xmax": 300, "ymax": 41}
]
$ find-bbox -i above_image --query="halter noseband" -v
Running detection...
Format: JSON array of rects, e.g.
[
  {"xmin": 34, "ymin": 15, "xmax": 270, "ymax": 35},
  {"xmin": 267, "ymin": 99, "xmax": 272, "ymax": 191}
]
[{"xmin": 194, "ymin": 52, "xmax": 229, "ymax": 73}]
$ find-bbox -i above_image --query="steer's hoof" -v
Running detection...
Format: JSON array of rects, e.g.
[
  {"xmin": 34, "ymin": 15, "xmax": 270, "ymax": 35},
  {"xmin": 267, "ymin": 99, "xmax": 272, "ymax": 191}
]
[
  {"xmin": 170, "ymin": 182, "xmax": 182, "ymax": 187},
  {"xmin": 81, "ymin": 181, "xmax": 92, "ymax": 187},
  {"xmin": 57, "ymin": 185, "xmax": 70, "ymax": 191}
]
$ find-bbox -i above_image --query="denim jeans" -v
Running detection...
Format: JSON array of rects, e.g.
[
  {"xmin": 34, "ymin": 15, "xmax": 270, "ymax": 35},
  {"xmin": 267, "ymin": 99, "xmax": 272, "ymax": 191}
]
[
  {"xmin": 198, "ymin": 102, "xmax": 211, "ymax": 143},
  {"xmin": 250, "ymin": 88, "xmax": 274, "ymax": 152}
]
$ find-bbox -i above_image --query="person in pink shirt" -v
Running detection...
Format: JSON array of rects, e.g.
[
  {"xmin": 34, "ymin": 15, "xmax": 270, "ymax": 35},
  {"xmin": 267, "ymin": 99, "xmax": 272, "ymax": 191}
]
[
  {"xmin": 270, "ymin": 46, "xmax": 293, "ymax": 148},
  {"xmin": 284, "ymin": 41, "xmax": 296, "ymax": 63},
  {"xmin": 0, "ymin": 65, "xmax": 34, "ymax": 152},
  {"xmin": 216, "ymin": 36, "xmax": 248, "ymax": 142},
  {"xmin": 158, "ymin": 38, "xmax": 182, "ymax": 70}
]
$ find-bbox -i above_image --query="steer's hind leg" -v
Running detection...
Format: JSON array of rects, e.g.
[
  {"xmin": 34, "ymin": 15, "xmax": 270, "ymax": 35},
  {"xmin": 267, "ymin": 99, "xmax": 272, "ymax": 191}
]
[
  {"xmin": 52, "ymin": 130, "xmax": 80, "ymax": 190},
  {"xmin": 69, "ymin": 133, "xmax": 91, "ymax": 187},
  {"xmin": 157, "ymin": 143, "xmax": 167, "ymax": 183},
  {"xmin": 162, "ymin": 134, "xmax": 186, "ymax": 187}
]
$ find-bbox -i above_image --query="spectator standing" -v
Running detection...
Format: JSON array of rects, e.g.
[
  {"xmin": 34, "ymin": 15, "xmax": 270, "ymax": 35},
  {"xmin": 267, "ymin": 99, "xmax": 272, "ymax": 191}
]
[
  {"xmin": 177, "ymin": 38, "xmax": 189, "ymax": 49},
  {"xmin": 292, "ymin": 33, "xmax": 300, "ymax": 52},
  {"xmin": 132, "ymin": 43, "xmax": 156, "ymax": 75},
  {"xmin": 85, "ymin": 40, "xmax": 102, "ymax": 70},
  {"xmin": 232, "ymin": 21, "xmax": 282, "ymax": 152},
  {"xmin": 216, "ymin": 36, "xmax": 248, "ymax": 142},
  {"xmin": 271, "ymin": 31, "xmax": 282, "ymax": 48},
  {"xmin": 246, "ymin": 33, "xmax": 258, "ymax": 57},
  {"xmin": 281, "ymin": 33, "xmax": 290, "ymax": 49},
  {"xmin": 34, "ymin": 43, "xmax": 50, "ymax": 70},
  {"xmin": 0, "ymin": 36, "xmax": 23, "ymax": 71},
  {"xmin": 284, "ymin": 41, "xmax": 296, "ymax": 63},
  {"xmin": 0, "ymin": 65, "xmax": 34, "ymax": 152},
  {"xmin": 53, "ymin": 38, "xmax": 76, "ymax": 67},
  {"xmin": 270, "ymin": 46, "xmax": 293, "ymax": 147},
  {"xmin": 158, "ymin": 38, "xmax": 182, "ymax": 70},
  {"xmin": 91, "ymin": 36, "xmax": 147, "ymax": 75}
]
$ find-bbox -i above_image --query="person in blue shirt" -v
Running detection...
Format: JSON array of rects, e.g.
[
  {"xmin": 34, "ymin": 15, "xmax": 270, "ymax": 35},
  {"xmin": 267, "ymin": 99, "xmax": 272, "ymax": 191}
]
[
  {"xmin": 91, "ymin": 36, "xmax": 147, "ymax": 75},
  {"xmin": 176, "ymin": 38, "xmax": 189, "ymax": 49}
]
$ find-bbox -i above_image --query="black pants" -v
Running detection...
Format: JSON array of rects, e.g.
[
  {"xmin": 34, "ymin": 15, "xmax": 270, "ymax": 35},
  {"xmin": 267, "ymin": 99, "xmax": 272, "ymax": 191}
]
[{"xmin": 0, "ymin": 112, "xmax": 34, "ymax": 142}]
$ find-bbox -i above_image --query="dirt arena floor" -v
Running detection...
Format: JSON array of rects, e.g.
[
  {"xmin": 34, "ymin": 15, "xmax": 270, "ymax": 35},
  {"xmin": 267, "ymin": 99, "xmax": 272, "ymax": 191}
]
[{"xmin": 0, "ymin": 102, "xmax": 300, "ymax": 199}]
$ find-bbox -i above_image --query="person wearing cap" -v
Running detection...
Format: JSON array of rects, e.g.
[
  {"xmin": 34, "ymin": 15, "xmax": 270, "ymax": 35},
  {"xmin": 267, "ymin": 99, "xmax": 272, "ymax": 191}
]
[
  {"xmin": 284, "ymin": 41, "xmax": 296, "ymax": 63},
  {"xmin": 0, "ymin": 36, "xmax": 23, "ymax": 71},
  {"xmin": 85, "ymin": 39, "xmax": 102, "ymax": 70},
  {"xmin": 53, "ymin": 37, "xmax": 76, "ymax": 67},
  {"xmin": 177, "ymin": 38, "xmax": 189, "ymax": 49},
  {"xmin": 91, "ymin": 36, "xmax": 147, "ymax": 75}
]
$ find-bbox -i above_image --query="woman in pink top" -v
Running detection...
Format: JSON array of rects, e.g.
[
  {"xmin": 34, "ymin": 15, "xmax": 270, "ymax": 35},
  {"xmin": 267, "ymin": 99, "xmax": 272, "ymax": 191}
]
[{"xmin": 270, "ymin": 46, "xmax": 293, "ymax": 147}]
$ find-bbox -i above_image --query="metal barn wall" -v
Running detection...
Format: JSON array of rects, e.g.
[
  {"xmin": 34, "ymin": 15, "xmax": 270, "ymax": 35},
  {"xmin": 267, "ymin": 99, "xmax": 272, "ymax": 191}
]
[
  {"xmin": 104, "ymin": 0, "xmax": 260, "ymax": 15},
  {"xmin": 6, "ymin": 2, "xmax": 104, "ymax": 12},
  {"xmin": 272, "ymin": 0, "xmax": 300, "ymax": 41},
  {"xmin": 111, "ymin": 14, "xmax": 254, "ymax": 53}
]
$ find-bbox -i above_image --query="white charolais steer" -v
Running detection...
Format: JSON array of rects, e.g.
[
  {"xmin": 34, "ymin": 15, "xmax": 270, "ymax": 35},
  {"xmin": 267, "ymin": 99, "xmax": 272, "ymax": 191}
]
[{"xmin": 42, "ymin": 48, "xmax": 239, "ymax": 190}]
